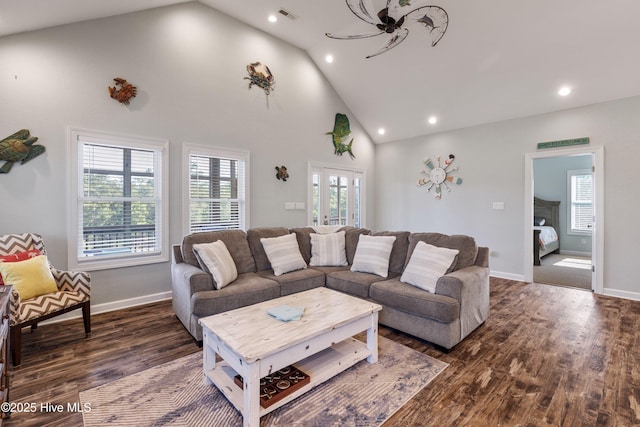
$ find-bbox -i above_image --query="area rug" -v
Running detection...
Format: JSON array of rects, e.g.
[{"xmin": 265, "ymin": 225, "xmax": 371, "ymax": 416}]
[{"xmin": 80, "ymin": 336, "xmax": 447, "ymax": 427}]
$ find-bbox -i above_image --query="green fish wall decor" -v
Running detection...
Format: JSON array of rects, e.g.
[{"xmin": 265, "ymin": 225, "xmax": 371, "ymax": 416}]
[{"xmin": 326, "ymin": 113, "xmax": 355, "ymax": 159}]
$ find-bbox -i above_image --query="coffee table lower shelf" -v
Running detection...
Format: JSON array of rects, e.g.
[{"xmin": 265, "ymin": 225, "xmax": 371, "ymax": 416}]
[{"xmin": 204, "ymin": 337, "xmax": 371, "ymax": 417}]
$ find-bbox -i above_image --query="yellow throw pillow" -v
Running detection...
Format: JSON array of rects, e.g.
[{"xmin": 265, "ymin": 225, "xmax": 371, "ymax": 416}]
[{"xmin": 0, "ymin": 255, "xmax": 58, "ymax": 300}]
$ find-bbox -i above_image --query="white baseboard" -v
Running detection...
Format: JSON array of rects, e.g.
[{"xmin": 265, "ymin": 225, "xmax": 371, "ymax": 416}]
[
  {"xmin": 602, "ymin": 288, "xmax": 640, "ymax": 302},
  {"xmin": 41, "ymin": 290, "xmax": 173, "ymax": 326},
  {"xmin": 490, "ymin": 271, "xmax": 525, "ymax": 282}
]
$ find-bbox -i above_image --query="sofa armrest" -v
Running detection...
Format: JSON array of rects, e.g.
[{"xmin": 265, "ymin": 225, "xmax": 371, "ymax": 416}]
[
  {"xmin": 435, "ymin": 265, "xmax": 490, "ymax": 339},
  {"xmin": 172, "ymin": 244, "xmax": 185, "ymax": 264},
  {"xmin": 475, "ymin": 246, "xmax": 489, "ymax": 268},
  {"xmin": 171, "ymin": 262, "xmax": 214, "ymax": 295}
]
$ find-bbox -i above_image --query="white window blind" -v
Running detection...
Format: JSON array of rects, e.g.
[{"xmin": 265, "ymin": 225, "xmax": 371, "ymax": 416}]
[
  {"xmin": 188, "ymin": 151, "xmax": 247, "ymax": 233},
  {"xmin": 569, "ymin": 170, "xmax": 593, "ymax": 234},
  {"xmin": 69, "ymin": 129, "xmax": 168, "ymax": 270}
]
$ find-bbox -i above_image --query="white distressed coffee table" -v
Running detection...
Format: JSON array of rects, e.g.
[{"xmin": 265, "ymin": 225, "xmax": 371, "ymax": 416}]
[{"xmin": 199, "ymin": 287, "xmax": 382, "ymax": 427}]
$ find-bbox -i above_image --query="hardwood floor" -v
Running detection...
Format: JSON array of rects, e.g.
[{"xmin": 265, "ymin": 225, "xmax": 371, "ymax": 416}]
[{"xmin": 5, "ymin": 278, "xmax": 640, "ymax": 426}]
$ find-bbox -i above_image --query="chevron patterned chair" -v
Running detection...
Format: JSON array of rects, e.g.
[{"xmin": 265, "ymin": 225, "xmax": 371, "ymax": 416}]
[{"xmin": 0, "ymin": 233, "xmax": 90, "ymax": 366}]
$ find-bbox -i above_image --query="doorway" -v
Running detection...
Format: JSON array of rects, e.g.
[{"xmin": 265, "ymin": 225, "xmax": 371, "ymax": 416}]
[
  {"xmin": 532, "ymin": 156, "xmax": 592, "ymax": 290},
  {"xmin": 524, "ymin": 146, "xmax": 604, "ymax": 294},
  {"xmin": 308, "ymin": 163, "xmax": 365, "ymax": 227}
]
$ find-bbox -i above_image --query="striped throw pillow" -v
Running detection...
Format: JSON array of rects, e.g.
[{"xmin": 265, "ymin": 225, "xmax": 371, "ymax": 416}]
[
  {"xmin": 350, "ymin": 235, "xmax": 396, "ymax": 277},
  {"xmin": 193, "ymin": 240, "xmax": 238, "ymax": 289},
  {"xmin": 400, "ymin": 241, "xmax": 459, "ymax": 293},
  {"xmin": 309, "ymin": 231, "xmax": 348, "ymax": 267},
  {"xmin": 260, "ymin": 233, "xmax": 307, "ymax": 276}
]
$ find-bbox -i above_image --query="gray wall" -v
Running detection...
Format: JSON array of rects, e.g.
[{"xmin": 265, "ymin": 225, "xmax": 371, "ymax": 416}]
[
  {"xmin": 375, "ymin": 95, "xmax": 640, "ymax": 299},
  {"xmin": 0, "ymin": 2, "xmax": 376, "ymax": 310},
  {"xmin": 533, "ymin": 155, "xmax": 592, "ymax": 254}
]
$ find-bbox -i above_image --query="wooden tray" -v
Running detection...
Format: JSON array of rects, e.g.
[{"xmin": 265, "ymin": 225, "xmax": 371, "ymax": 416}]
[{"xmin": 234, "ymin": 365, "xmax": 310, "ymax": 408}]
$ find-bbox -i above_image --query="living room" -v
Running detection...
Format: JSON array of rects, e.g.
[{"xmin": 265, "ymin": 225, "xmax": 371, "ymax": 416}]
[{"xmin": 1, "ymin": 1, "xmax": 640, "ymax": 426}]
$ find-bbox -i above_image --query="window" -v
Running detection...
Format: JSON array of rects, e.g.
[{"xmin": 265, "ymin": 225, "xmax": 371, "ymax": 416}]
[
  {"xmin": 309, "ymin": 164, "xmax": 365, "ymax": 227},
  {"xmin": 68, "ymin": 129, "xmax": 169, "ymax": 270},
  {"xmin": 568, "ymin": 169, "xmax": 593, "ymax": 234},
  {"xmin": 183, "ymin": 143, "xmax": 249, "ymax": 234}
]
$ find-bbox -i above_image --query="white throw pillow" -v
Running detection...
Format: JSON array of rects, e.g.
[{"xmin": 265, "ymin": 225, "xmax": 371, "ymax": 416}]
[
  {"xmin": 192, "ymin": 240, "xmax": 238, "ymax": 290},
  {"xmin": 400, "ymin": 241, "xmax": 459, "ymax": 293},
  {"xmin": 309, "ymin": 231, "xmax": 348, "ymax": 267},
  {"xmin": 350, "ymin": 234, "xmax": 396, "ymax": 277},
  {"xmin": 260, "ymin": 233, "xmax": 307, "ymax": 276}
]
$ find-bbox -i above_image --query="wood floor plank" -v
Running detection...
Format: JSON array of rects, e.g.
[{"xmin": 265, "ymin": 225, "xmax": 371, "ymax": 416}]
[{"xmin": 4, "ymin": 278, "xmax": 640, "ymax": 426}]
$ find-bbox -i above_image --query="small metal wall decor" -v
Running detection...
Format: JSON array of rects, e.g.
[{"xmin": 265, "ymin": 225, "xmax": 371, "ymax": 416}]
[
  {"xmin": 244, "ymin": 62, "xmax": 275, "ymax": 96},
  {"xmin": 0, "ymin": 129, "xmax": 45, "ymax": 174},
  {"xmin": 326, "ymin": 0, "xmax": 449, "ymax": 58},
  {"xmin": 417, "ymin": 154, "xmax": 462, "ymax": 199},
  {"xmin": 108, "ymin": 77, "xmax": 137, "ymax": 105},
  {"xmin": 275, "ymin": 165, "xmax": 289, "ymax": 181},
  {"xmin": 326, "ymin": 113, "xmax": 355, "ymax": 159}
]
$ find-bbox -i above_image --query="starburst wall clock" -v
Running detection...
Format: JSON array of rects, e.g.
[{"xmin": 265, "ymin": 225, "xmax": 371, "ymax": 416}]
[{"xmin": 417, "ymin": 154, "xmax": 462, "ymax": 199}]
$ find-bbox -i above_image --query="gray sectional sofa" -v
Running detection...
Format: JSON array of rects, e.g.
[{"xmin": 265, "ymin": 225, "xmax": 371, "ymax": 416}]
[{"xmin": 171, "ymin": 226, "xmax": 490, "ymax": 350}]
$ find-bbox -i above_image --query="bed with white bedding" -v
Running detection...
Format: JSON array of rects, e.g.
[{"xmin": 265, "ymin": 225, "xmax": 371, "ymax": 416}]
[{"xmin": 533, "ymin": 197, "xmax": 560, "ymax": 266}]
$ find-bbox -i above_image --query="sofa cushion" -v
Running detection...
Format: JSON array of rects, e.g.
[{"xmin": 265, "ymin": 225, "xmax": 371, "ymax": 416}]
[
  {"xmin": 247, "ymin": 227, "xmax": 290, "ymax": 271},
  {"xmin": 191, "ymin": 272, "xmax": 280, "ymax": 317},
  {"xmin": 257, "ymin": 268, "xmax": 326, "ymax": 296},
  {"xmin": 400, "ymin": 242, "xmax": 459, "ymax": 293},
  {"xmin": 371, "ymin": 231, "xmax": 410, "ymax": 274},
  {"xmin": 309, "ymin": 231, "xmax": 348, "ymax": 267},
  {"xmin": 351, "ymin": 235, "xmax": 396, "ymax": 278},
  {"xmin": 192, "ymin": 240, "xmax": 238, "ymax": 290},
  {"xmin": 407, "ymin": 233, "xmax": 478, "ymax": 271},
  {"xmin": 326, "ymin": 269, "xmax": 399, "ymax": 299},
  {"xmin": 260, "ymin": 233, "xmax": 307, "ymax": 276},
  {"xmin": 370, "ymin": 278, "xmax": 460, "ymax": 323},
  {"xmin": 290, "ymin": 227, "xmax": 315, "ymax": 264},
  {"xmin": 308, "ymin": 265, "xmax": 350, "ymax": 275},
  {"xmin": 339, "ymin": 227, "xmax": 370, "ymax": 264},
  {"xmin": 182, "ymin": 230, "xmax": 256, "ymax": 274}
]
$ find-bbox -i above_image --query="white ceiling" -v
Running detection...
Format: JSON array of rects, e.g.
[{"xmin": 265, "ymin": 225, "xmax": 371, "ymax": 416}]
[{"xmin": 3, "ymin": 0, "xmax": 640, "ymax": 143}]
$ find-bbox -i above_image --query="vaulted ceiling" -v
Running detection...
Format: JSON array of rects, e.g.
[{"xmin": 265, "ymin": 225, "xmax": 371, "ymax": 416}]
[{"xmin": 4, "ymin": 0, "xmax": 640, "ymax": 143}]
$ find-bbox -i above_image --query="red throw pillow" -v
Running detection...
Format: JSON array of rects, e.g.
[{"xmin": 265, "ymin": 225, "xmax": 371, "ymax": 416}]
[{"xmin": 0, "ymin": 249, "xmax": 41, "ymax": 285}]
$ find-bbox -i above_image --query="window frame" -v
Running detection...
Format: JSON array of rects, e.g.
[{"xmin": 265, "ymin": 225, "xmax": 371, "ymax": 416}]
[
  {"xmin": 67, "ymin": 128, "xmax": 169, "ymax": 271},
  {"xmin": 567, "ymin": 168, "xmax": 593, "ymax": 236},
  {"xmin": 182, "ymin": 142, "xmax": 250, "ymax": 235}
]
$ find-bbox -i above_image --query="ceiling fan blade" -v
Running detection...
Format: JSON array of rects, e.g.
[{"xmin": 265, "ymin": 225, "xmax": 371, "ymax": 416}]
[
  {"xmin": 346, "ymin": 0, "xmax": 380, "ymax": 25},
  {"xmin": 365, "ymin": 27, "xmax": 409, "ymax": 58},
  {"xmin": 405, "ymin": 5, "xmax": 449, "ymax": 46},
  {"xmin": 326, "ymin": 30, "xmax": 385, "ymax": 40}
]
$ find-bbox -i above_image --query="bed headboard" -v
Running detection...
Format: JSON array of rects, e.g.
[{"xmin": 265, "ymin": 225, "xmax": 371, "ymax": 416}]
[{"xmin": 534, "ymin": 197, "xmax": 560, "ymax": 229}]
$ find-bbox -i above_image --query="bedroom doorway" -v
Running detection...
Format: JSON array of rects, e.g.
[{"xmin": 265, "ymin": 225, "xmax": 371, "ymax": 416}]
[{"xmin": 524, "ymin": 146, "xmax": 604, "ymax": 294}]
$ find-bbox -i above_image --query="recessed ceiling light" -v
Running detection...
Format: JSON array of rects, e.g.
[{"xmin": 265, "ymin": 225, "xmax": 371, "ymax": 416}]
[
  {"xmin": 268, "ymin": 14, "xmax": 278, "ymax": 23},
  {"xmin": 558, "ymin": 86, "xmax": 572, "ymax": 96},
  {"xmin": 428, "ymin": 116, "xmax": 438, "ymax": 125},
  {"xmin": 378, "ymin": 128, "xmax": 385, "ymax": 135},
  {"xmin": 325, "ymin": 54, "xmax": 334, "ymax": 63}
]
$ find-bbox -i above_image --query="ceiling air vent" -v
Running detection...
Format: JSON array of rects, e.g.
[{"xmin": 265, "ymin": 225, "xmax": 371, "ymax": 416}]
[{"xmin": 278, "ymin": 8, "xmax": 298, "ymax": 20}]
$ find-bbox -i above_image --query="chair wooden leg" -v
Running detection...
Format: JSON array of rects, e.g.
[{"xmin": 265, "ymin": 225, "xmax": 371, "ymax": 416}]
[
  {"xmin": 10, "ymin": 326, "xmax": 21, "ymax": 366},
  {"xmin": 30, "ymin": 324, "xmax": 37, "ymax": 332},
  {"xmin": 82, "ymin": 301, "xmax": 91, "ymax": 336}
]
